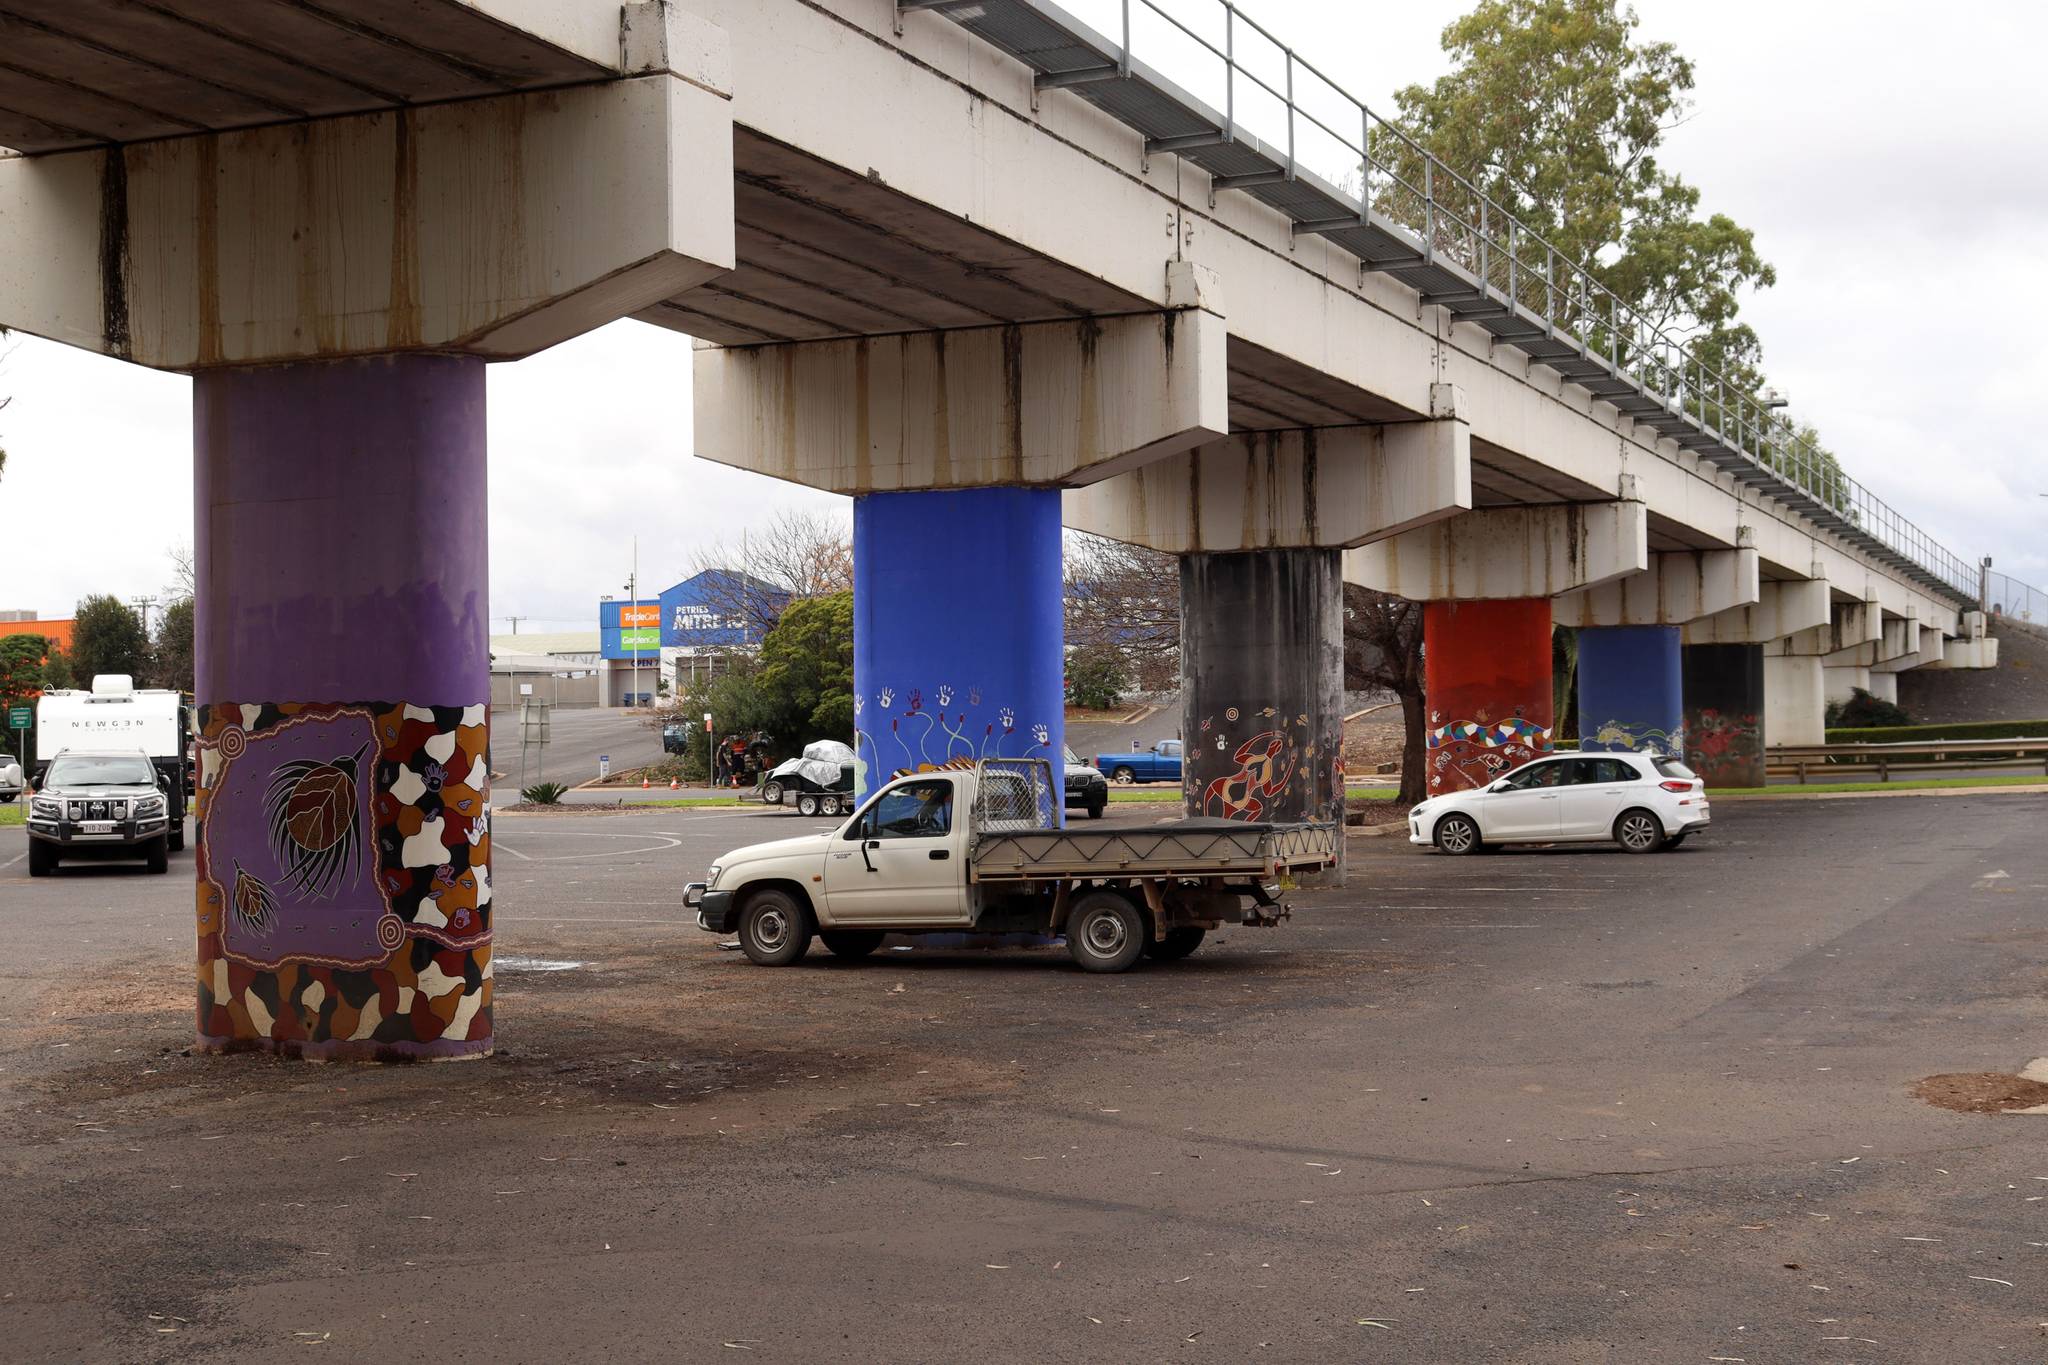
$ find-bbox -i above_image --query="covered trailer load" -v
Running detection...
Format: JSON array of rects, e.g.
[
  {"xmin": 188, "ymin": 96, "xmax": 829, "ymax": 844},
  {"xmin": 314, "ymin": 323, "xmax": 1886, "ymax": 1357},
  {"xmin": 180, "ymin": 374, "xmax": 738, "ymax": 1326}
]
[{"xmin": 35, "ymin": 675, "xmax": 191, "ymax": 851}]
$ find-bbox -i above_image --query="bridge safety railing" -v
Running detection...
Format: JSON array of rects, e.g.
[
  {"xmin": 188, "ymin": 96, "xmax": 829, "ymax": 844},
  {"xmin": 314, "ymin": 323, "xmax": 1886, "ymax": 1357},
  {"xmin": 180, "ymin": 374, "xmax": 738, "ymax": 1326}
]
[
  {"xmin": 1035, "ymin": 0, "xmax": 1987, "ymax": 601},
  {"xmin": 1986, "ymin": 570, "xmax": 2048, "ymax": 626}
]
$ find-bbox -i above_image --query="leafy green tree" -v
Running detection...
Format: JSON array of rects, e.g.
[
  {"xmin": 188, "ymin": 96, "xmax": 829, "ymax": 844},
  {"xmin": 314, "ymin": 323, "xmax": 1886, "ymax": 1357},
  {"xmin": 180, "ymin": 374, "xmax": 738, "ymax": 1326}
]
[
  {"xmin": 69, "ymin": 594, "xmax": 151, "ymax": 685},
  {"xmin": 42, "ymin": 644, "xmax": 75, "ymax": 692},
  {"xmin": 154, "ymin": 597, "xmax": 195, "ymax": 697},
  {"xmin": 0, "ymin": 633, "xmax": 49, "ymax": 702},
  {"xmin": 756, "ymin": 591, "xmax": 855, "ymax": 740},
  {"xmin": 1064, "ymin": 645, "xmax": 1131, "ymax": 711},
  {"xmin": 1385, "ymin": 0, "xmax": 1844, "ymax": 501}
]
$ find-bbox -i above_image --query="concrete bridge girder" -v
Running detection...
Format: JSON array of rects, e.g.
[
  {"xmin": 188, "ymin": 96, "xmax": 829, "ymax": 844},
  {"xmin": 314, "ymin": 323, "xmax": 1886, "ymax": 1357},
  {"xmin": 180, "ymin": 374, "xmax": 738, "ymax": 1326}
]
[
  {"xmin": 1343, "ymin": 499, "xmax": 1650, "ymax": 602},
  {"xmin": 1061, "ymin": 415, "xmax": 1471, "ymax": 555},
  {"xmin": 692, "ymin": 307, "xmax": 1229, "ymax": 493},
  {"xmin": 682, "ymin": 0, "xmax": 1970, "ymax": 633},
  {"xmin": 1, "ymin": 21, "xmax": 737, "ymax": 368}
]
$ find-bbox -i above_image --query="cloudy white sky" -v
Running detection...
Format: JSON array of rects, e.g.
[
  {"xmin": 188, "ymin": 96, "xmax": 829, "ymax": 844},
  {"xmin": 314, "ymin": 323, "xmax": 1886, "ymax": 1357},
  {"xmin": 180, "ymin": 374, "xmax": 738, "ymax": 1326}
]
[{"xmin": 2, "ymin": 0, "xmax": 2043, "ymax": 631}]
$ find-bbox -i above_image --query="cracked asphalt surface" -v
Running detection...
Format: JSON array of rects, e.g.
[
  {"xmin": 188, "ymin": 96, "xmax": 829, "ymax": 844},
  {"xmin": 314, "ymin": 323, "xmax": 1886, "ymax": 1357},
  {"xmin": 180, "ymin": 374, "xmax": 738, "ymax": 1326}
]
[{"xmin": 2, "ymin": 792, "xmax": 2045, "ymax": 1361}]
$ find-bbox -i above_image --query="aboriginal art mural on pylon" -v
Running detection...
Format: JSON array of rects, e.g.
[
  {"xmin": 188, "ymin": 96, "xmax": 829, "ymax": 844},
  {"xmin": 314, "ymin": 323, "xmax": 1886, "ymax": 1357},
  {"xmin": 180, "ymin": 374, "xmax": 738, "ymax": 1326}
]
[
  {"xmin": 1684, "ymin": 708, "xmax": 1762, "ymax": 787},
  {"xmin": 193, "ymin": 700, "xmax": 492, "ymax": 1058},
  {"xmin": 1426, "ymin": 711, "xmax": 1551, "ymax": 792},
  {"xmin": 1582, "ymin": 719, "xmax": 1684, "ymax": 755},
  {"xmin": 853, "ymin": 684, "xmax": 1052, "ymax": 790},
  {"xmin": 1187, "ymin": 706, "xmax": 1345, "ymax": 826}
]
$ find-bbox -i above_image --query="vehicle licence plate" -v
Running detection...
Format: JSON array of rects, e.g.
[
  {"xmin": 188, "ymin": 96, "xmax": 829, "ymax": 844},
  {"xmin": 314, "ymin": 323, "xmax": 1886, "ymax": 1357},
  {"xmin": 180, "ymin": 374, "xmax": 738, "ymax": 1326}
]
[{"xmin": 82, "ymin": 820, "xmax": 117, "ymax": 834}]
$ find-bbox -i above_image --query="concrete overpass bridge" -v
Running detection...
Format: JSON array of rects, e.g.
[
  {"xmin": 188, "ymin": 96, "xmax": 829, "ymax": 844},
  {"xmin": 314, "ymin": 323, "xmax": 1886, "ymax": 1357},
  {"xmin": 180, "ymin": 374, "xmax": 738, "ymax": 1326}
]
[{"xmin": 0, "ymin": 0, "xmax": 2004, "ymax": 1058}]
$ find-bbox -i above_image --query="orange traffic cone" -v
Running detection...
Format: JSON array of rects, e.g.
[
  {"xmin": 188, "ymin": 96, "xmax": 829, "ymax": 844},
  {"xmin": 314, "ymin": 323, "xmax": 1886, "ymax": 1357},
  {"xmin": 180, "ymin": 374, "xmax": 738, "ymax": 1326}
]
[
  {"xmin": 669, "ymin": 777, "xmax": 680, "ymax": 791},
  {"xmin": 640, "ymin": 775, "xmax": 649, "ymax": 789}
]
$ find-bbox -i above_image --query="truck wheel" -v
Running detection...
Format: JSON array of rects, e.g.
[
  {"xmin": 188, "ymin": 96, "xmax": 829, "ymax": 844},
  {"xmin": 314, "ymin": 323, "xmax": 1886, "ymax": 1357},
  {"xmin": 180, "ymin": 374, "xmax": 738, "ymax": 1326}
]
[
  {"xmin": 820, "ymin": 930, "xmax": 884, "ymax": 960},
  {"xmin": 796, "ymin": 793, "xmax": 819, "ymax": 817},
  {"xmin": 28, "ymin": 840, "xmax": 56, "ymax": 877},
  {"xmin": 1112, "ymin": 766, "xmax": 1137, "ymax": 785},
  {"xmin": 761, "ymin": 779, "xmax": 784, "ymax": 805},
  {"xmin": 1065, "ymin": 891, "xmax": 1146, "ymax": 973},
  {"xmin": 820, "ymin": 795, "xmax": 842, "ymax": 817},
  {"xmin": 168, "ymin": 821, "xmax": 185, "ymax": 853},
  {"xmin": 1144, "ymin": 927, "xmax": 1205, "ymax": 961},
  {"xmin": 738, "ymin": 889, "xmax": 812, "ymax": 966},
  {"xmin": 145, "ymin": 836, "xmax": 170, "ymax": 874}
]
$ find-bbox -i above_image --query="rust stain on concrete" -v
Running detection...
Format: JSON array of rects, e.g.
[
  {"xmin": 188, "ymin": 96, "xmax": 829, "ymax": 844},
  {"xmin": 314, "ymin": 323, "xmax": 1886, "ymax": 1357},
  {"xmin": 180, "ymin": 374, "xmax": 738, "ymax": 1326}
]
[
  {"xmin": 194, "ymin": 138, "xmax": 222, "ymax": 367},
  {"xmin": 385, "ymin": 110, "xmax": 422, "ymax": 349}
]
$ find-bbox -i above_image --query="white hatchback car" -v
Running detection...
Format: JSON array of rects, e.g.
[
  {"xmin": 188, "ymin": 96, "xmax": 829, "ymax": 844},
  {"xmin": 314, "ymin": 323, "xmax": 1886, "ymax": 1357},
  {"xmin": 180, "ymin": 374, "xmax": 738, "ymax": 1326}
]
[{"xmin": 1409, "ymin": 751, "xmax": 1709, "ymax": 855}]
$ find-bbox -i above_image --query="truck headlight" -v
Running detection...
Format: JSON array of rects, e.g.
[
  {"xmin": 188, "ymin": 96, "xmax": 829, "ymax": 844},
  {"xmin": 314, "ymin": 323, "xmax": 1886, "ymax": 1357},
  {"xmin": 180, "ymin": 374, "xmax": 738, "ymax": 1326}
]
[
  {"xmin": 706, "ymin": 864, "xmax": 723, "ymax": 887},
  {"xmin": 136, "ymin": 795, "xmax": 166, "ymax": 815},
  {"xmin": 31, "ymin": 796, "xmax": 60, "ymax": 819}
]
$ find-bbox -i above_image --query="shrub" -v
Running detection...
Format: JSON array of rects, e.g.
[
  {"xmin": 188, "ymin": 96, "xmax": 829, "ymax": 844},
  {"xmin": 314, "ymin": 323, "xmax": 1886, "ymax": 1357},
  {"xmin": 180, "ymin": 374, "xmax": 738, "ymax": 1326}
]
[
  {"xmin": 1826, "ymin": 688, "xmax": 1911, "ymax": 729},
  {"xmin": 520, "ymin": 781, "xmax": 568, "ymax": 805},
  {"xmin": 1065, "ymin": 644, "xmax": 1131, "ymax": 710}
]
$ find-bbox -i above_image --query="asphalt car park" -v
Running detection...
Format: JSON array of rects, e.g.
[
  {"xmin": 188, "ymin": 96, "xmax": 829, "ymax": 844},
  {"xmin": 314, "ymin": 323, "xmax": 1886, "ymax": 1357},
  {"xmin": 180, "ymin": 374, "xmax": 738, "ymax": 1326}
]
[{"xmin": 2, "ymin": 792, "xmax": 2045, "ymax": 1360}]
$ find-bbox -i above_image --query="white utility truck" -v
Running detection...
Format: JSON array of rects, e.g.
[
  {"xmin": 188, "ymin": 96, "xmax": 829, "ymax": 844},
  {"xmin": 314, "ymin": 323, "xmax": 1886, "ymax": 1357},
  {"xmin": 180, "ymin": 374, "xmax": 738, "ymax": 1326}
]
[
  {"xmin": 35, "ymin": 675, "xmax": 192, "ymax": 851},
  {"xmin": 685, "ymin": 759, "xmax": 1338, "ymax": 972}
]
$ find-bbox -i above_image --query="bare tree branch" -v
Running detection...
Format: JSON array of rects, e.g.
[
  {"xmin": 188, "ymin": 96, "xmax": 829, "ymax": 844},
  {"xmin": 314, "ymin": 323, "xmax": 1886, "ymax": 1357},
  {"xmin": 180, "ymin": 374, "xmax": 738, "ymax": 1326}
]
[{"xmin": 681, "ymin": 507, "xmax": 853, "ymax": 637}]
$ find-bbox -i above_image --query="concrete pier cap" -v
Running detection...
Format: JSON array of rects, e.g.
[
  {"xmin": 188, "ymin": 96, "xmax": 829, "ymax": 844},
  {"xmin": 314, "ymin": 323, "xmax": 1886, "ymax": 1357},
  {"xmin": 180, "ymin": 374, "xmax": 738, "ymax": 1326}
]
[
  {"xmin": 0, "ymin": 4, "xmax": 737, "ymax": 368},
  {"xmin": 1343, "ymin": 486, "xmax": 1649, "ymax": 601},
  {"xmin": 692, "ymin": 303, "xmax": 1229, "ymax": 493}
]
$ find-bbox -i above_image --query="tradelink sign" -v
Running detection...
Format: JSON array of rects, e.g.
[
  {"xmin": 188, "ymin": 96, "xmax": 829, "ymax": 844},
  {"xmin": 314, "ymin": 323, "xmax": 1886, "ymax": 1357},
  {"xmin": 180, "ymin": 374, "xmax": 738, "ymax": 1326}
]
[{"xmin": 596, "ymin": 571, "xmax": 784, "ymax": 660}]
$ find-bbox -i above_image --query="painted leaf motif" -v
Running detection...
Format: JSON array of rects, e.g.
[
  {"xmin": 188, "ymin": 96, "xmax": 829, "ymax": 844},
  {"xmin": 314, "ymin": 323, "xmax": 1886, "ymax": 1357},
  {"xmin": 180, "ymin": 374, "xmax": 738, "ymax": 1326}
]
[
  {"xmin": 264, "ymin": 741, "xmax": 370, "ymax": 900},
  {"xmin": 230, "ymin": 859, "xmax": 278, "ymax": 933}
]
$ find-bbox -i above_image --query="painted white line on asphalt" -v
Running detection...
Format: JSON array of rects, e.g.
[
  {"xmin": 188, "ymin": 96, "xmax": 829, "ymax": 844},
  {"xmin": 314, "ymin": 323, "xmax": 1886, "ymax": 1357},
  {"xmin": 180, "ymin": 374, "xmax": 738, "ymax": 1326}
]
[
  {"xmin": 497, "ymin": 843, "xmax": 535, "ymax": 862},
  {"xmin": 490, "ymin": 832, "xmax": 685, "ymax": 863},
  {"xmin": 499, "ymin": 916, "xmax": 690, "ymax": 924},
  {"xmin": 0, "ymin": 852, "xmax": 24, "ymax": 870}
]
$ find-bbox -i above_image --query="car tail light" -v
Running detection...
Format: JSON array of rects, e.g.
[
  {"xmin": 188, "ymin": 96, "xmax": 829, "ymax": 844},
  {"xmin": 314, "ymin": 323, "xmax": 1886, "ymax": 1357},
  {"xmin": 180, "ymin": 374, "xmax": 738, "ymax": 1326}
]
[{"xmin": 1658, "ymin": 780, "xmax": 1694, "ymax": 793}]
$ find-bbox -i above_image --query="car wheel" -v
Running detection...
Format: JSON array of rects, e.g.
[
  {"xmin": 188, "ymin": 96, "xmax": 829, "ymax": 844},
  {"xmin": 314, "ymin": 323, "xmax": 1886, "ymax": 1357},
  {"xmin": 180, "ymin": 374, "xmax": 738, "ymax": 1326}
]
[
  {"xmin": 28, "ymin": 840, "xmax": 56, "ymax": 877},
  {"xmin": 820, "ymin": 930, "xmax": 884, "ymax": 960},
  {"xmin": 796, "ymin": 793, "xmax": 819, "ymax": 817},
  {"xmin": 1614, "ymin": 808, "xmax": 1666, "ymax": 854},
  {"xmin": 168, "ymin": 822, "xmax": 185, "ymax": 853},
  {"xmin": 738, "ymin": 889, "xmax": 813, "ymax": 966},
  {"xmin": 1433, "ymin": 812, "xmax": 1482, "ymax": 856},
  {"xmin": 1087, "ymin": 798, "xmax": 1106, "ymax": 820},
  {"xmin": 1112, "ymin": 766, "xmax": 1137, "ymax": 785},
  {"xmin": 761, "ymin": 780, "xmax": 784, "ymax": 805},
  {"xmin": 1144, "ymin": 927, "xmax": 1205, "ymax": 961},
  {"xmin": 1065, "ymin": 891, "xmax": 1146, "ymax": 973},
  {"xmin": 145, "ymin": 836, "xmax": 169, "ymax": 874}
]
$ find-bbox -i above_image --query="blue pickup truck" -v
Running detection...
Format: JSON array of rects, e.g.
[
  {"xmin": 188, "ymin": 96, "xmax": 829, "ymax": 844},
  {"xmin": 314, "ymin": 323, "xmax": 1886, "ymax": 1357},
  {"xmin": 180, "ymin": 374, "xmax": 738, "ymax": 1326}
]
[{"xmin": 1095, "ymin": 739, "xmax": 1183, "ymax": 785}]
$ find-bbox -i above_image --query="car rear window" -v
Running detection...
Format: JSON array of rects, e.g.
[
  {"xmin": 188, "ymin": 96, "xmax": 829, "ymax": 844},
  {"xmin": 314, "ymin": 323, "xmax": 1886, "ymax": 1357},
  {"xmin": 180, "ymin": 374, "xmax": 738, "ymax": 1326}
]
[{"xmin": 1652, "ymin": 756, "xmax": 1698, "ymax": 780}]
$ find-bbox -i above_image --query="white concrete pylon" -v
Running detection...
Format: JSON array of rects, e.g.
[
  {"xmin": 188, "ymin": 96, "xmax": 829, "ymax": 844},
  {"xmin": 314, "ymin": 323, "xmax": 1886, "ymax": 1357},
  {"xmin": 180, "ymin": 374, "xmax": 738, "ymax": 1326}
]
[
  {"xmin": 692, "ymin": 307, "xmax": 1228, "ymax": 494},
  {"xmin": 1060, "ymin": 418, "xmax": 1470, "ymax": 553},
  {"xmin": 1552, "ymin": 538, "xmax": 1761, "ymax": 627},
  {"xmin": 0, "ymin": 9, "xmax": 736, "ymax": 367}
]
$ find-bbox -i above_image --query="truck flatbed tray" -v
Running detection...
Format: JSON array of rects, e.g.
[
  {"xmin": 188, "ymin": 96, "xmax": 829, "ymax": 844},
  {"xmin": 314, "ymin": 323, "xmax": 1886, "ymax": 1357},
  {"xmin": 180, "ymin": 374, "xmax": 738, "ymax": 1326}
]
[{"xmin": 969, "ymin": 820, "xmax": 1338, "ymax": 881}]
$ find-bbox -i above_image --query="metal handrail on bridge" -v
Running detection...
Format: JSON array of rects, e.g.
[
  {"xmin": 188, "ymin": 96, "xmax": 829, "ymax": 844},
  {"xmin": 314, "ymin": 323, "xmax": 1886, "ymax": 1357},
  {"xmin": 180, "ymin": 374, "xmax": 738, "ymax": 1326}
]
[{"xmin": 908, "ymin": 0, "xmax": 2005, "ymax": 606}]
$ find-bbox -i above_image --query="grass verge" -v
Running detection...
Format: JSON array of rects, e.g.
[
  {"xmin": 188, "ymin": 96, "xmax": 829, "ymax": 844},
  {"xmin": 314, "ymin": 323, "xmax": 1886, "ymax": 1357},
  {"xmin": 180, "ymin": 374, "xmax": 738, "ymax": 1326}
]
[{"xmin": 0, "ymin": 804, "xmax": 23, "ymax": 827}]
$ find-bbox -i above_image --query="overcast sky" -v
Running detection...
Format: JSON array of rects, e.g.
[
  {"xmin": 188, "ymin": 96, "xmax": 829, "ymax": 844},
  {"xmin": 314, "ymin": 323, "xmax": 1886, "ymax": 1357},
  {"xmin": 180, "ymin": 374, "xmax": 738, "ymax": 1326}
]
[{"xmin": 2, "ymin": 0, "xmax": 2042, "ymax": 631}]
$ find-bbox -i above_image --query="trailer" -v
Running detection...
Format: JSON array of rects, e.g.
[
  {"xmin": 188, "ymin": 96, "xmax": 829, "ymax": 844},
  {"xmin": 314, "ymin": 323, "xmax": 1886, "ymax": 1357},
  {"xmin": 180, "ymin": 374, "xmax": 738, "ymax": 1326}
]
[{"xmin": 685, "ymin": 759, "xmax": 1337, "ymax": 971}]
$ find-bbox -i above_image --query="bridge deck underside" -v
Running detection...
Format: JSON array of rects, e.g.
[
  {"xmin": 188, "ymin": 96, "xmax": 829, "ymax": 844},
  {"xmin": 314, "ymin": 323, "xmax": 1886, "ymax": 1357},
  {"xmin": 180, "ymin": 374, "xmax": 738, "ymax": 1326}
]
[{"xmin": 0, "ymin": 0, "xmax": 608, "ymax": 155}]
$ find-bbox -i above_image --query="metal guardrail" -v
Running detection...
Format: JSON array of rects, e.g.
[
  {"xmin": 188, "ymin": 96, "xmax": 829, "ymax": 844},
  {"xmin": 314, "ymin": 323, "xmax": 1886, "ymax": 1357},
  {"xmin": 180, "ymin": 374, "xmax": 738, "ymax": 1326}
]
[
  {"xmin": 907, "ymin": 0, "xmax": 2015, "ymax": 607},
  {"xmin": 1768, "ymin": 737, "xmax": 2048, "ymax": 783}
]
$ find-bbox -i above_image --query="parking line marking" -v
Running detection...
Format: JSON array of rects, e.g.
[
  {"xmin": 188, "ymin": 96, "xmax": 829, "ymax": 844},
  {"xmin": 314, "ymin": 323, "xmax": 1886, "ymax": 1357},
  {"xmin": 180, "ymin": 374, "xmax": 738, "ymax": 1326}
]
[{"xmin": 0, "ymin": 852, "xmax": 23, "ymax": 870}]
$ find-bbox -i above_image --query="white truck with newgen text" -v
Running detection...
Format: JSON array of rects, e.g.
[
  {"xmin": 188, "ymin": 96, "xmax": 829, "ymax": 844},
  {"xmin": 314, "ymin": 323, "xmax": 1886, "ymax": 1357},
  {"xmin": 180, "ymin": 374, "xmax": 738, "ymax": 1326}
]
[{"xmin": 685, "ymin": 759, "xmax": 1338, "ymax": 972}]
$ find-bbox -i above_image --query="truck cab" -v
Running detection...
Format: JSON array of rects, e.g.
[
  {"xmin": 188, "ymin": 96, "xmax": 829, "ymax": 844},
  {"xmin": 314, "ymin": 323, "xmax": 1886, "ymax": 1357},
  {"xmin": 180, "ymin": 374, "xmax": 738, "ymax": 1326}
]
[{"xmin": 686, "ymin": 759, "xmax": 1335, "ymax": 973}]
